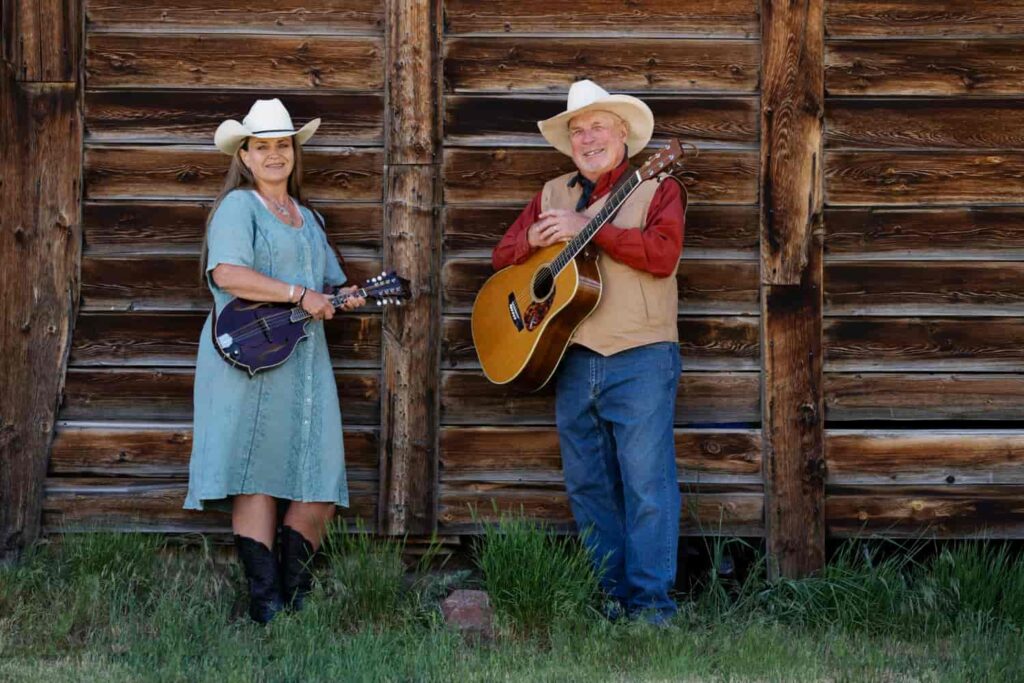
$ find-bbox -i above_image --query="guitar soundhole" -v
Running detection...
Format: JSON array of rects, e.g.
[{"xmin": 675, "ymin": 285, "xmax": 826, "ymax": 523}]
[{"xmin": 532, "ymin": 267, "xmax": 555, "ymax": 301}]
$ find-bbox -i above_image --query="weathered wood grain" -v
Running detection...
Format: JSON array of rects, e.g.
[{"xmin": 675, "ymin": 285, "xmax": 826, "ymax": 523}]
[
  {"xmin": 87, "ymin": 34, "xmax": 384, "ymax": 89},
  {"xmin": 825, "ymin": 317, "xmax": 1024, "ymax": 371},
  {"xmin": 826, "ymin": 431, "xmax": 1024, "ymax": 486},
  {"xmin": 85, "ymin": 146, "xmax": 383, "ymax": 201},
  {"xmin": 442, "ymin": 257, "xmax": 760, "ymax": 314},
  {"xmin": 824, "ymin": 261, "xmax": 1024, "ymax": 316},
  {"xmin": 825, "ymin": 373, "xmax": 1024, "ymax": 422},
  {"xmin": 826, "ymin": 2, "xmax": 1024, "ymax": 38},
  {"xmin": 443, "ymin": 0, "xmax": 759, "ymax": 36},
  {"xmin": 85, "ymin": 0, "xmax": 384, "ymax": 33},
  {"xmin": 60, "ymin": 368, "xmax": 381, "ymax": 424},
  {"xmin": 440, "ymin": 370, "xmax": 761, "ymax": 426},
  {"xmin": 444, "ymin": 37, "xmax": 760, "ymax": 93},
  {"xmin": 3, "ymin": 0, "xmax": 79, "ymax": 81},
  {"xmin": 826, "ymin": 40, "xmax": 1024, "ymax": 96},
  {"xmin": 85, "ymin": 91, "xmax": 384, "ymax": 145},
  {"xmin": 824, "ymin": 208, "xmax": 1024, "ymax": 260}
]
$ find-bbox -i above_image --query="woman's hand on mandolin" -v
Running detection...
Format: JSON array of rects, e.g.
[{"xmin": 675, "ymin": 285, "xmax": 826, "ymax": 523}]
[
  {"xmin": 337, "ymin": 286, "xmax": 366, "ymax": 311},
  {"xmin": 302, "ymin": 290, "xmax": 336, "ymax": 320}
]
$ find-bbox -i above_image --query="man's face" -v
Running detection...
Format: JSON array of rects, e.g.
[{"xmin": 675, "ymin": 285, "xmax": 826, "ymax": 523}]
[{"xmin": 568, "ymin": 110, "xmax": 628, "ymax": 182}]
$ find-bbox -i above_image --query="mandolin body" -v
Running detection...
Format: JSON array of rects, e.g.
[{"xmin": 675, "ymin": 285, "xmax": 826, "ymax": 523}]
[{"xmin": 213, "ymin": 299, "xmax": 310, "ymax": 376}]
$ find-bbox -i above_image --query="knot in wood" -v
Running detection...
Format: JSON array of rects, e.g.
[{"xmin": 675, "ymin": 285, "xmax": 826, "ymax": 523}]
[
  {"xmin": 798, "ymin": 402, "xmax": 818, "ymax": 426},
  {"xmin": 702, "ymin": 440, "xmax": 722, "ymax": 456}
]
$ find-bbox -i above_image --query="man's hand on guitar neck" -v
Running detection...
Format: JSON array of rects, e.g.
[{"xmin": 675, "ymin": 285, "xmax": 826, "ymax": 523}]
[{"xmin": 528, "ymin": 209, "xmax": 589, "ymax": 248}]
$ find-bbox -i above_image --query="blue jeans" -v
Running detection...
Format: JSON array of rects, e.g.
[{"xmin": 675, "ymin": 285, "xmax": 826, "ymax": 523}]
[{"xmin": 555, "ymin": 342, "xmax": 681, "ymax": 617}]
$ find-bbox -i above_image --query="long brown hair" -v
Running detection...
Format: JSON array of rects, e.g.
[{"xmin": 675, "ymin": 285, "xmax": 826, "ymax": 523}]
[{"xmin": 199, "ymin": 138, "xmax": 311, "ymax": 282}]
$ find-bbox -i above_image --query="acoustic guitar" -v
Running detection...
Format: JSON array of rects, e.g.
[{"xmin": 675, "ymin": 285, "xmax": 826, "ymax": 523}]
[
  {"xmin": 213, "ymin": 271, "xmax": 410, "ymax": 376},
  {"xmin": 471, "ymin": 140, "xmax": 685, "ymax": 392}
]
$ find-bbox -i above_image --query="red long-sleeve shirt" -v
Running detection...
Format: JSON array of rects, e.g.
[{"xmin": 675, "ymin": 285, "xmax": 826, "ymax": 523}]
[{"xmin": 491, "ymin": 158, "xmax": 686, "ymax": 277}]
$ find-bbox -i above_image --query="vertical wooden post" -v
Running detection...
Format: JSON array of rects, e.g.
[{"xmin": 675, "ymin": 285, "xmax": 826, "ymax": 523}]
[
  {"xmin": 760, "ymin": 0, "xmax": 826, "ymax": 578},
  {"xmin": 379, "ymin": 0, "xmax": 441, "ymax": 535},
  {"xmin": 0, "ymin": 0, "xmax": 82, "ymax": 562}
]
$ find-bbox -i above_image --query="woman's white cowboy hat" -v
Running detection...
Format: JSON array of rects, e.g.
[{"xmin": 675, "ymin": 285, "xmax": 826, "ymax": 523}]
[
  {"xmin": 214, "ymin": 98, "xmax": 320, "ymax": 156},
  {"xmin": 538, "ymin": 80, "xmax": 654, "ymax": 158}
]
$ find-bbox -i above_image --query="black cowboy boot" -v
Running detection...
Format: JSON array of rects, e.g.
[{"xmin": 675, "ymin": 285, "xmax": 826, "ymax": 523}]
[
  {"xmin": 280, "ymin": 526, "xmax": 317, "ymax": 611},
  {"xmin": 234, "ymin": 535, "xmax": 285, "ymax": 624}
]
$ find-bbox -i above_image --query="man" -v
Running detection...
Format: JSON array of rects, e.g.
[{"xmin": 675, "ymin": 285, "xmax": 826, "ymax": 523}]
[{"xmin": 491, "ymin": 80, "xmax": 686, "ymax": 624}]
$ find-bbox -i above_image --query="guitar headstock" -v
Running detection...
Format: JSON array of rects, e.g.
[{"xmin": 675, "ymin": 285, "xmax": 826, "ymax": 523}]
[
  {"xmin": 363, "ymin": 271, "xmax": 412, "ymax": 307},
  {"xmin": 638, "ymin": 139, "xmax": 684, "ymax": 181}
]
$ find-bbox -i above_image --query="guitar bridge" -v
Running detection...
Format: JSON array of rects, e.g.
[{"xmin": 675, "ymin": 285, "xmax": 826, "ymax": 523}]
[{"xmin": 507, "ymin": 293, "xmax": 524, "ymax": 331}]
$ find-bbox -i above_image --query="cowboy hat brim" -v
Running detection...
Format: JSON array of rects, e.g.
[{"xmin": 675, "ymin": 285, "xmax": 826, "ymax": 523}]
[
  {"xmin": 538, "ymin": 96, "xmax": 653, "ymax": 158},
  {"xmin": 214, "ymin": 117, "xmax": 321, "ymax": 156}
]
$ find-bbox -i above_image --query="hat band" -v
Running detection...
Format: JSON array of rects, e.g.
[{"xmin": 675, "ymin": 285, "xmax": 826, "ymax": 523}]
[{"xmin": 250, "ymin": 128, "xmax": 297, "ymax": 135}]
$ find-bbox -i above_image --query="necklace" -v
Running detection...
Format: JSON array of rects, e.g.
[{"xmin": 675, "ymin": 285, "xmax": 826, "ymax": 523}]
[{"xmin": 258, "ymin": 190, "xmax": 296, "ymax": 225}]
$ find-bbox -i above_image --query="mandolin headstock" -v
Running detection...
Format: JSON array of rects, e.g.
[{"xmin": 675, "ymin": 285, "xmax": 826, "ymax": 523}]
[
  {"xmin": 362, "ymin": 271, "xmax": 412, "ymax": 307},
  {"xmin": 638, "ymin": 139, "xmax": 684, "ymax": 181}
]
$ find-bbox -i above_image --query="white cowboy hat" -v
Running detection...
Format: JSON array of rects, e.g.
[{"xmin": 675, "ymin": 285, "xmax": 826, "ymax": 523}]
[
  {"xmin": 214, "ymin": 98, "xmax": 320, "ymax": 156},
  {"xmin": 538, "ymin": 80, "xmax": 654, "ymax": 158}
]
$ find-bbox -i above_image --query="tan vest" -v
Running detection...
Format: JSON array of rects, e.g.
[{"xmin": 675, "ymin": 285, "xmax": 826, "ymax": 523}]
[{"xmin": 541, "ymin": 171, "xmax": 680, "ymax": 356}]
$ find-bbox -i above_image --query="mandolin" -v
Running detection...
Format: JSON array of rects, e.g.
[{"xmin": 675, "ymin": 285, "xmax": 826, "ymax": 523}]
[
  {"xmin": 470, "ymin": 140, "xmax": 685, "ymax": 392},
  {"xmin": 213, "ymin": 271, "xmax": 410, "ymax": 376}
]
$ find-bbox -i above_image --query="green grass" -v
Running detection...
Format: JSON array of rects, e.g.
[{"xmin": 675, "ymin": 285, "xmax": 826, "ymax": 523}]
[{"xmin": 2, "ymin": 522, "xmax": 1024, "ymax": 682}]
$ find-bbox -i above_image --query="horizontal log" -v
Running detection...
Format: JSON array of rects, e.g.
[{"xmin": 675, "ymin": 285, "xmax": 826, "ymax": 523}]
[
  {"xmin": 826, "ymin": 40, "xmax": 1024, "ymax": 96},
  {"xmin": 443, "ymin": 38, "xmax": 760, "ymax": 93},
  {"xmin": 445, "ymin": 95, "xmax": 758, "ymax": 148},
  {"xmin": 825, "ymin": 373, "xmax": 1024, "ymax": 422},
  {"xmin": 85, "ymin": 91, "xmax": 383, "ymax": 145},
  {"xmin": 826, "ymin": 99, "xmax": 1024, "ymax": 150},
  {"xmin": 43, "ymin": 478, "xmax": 378, "ymax": 534},
  {"xmin": 824, "ymin": 261, "xmax": 1024, "ymax": 316},
  {"xmin": 85, "ymin": 146, "xmax": 383, "ymax": 201},
  {"xmin": 80, "ymin": 254, "xmax": 382, "ymax": 311},
  {"xmin": 443, "ymin": 0, "xmax": 758, "ymax": 36},
  {"xmin": 442, "ymin": 257, "xmax": 759, "ymax": 314},
  {"xmin": 444, "ymin": 204, "xmax": 760, "ymax": 259},
  {"xmin": 824, "ymin": 207, "xmax": 1024, "ymax": 260},
  {"xmin": 87, "ymin": 34, "xmax": 384, "ymax": 89},
  {"xmin": 60, "ymin": 368, "xmax": 381, "ymax": 424},
  {"xmin": 440, "ymin": 370, "xmax": 760, "ymax": 426},
  {"xmin": 826, "ymin": 430, "xmax": 1024, "ymax": 486},
  {"xmin": 70, "ymin": 311, "xmax": 381, "ymax": 367},
  {"xmin": 49, "ymin": 423, "xmax": 379, "ymax": 478},
  {"xmin": 444, "ymin": 148, "xmax": 758, "ymax": 205},
  {"xmin": 825, "ymin": 151, "xmax": 1024, "ymax": 205},
  {"xmin": 84, "ymin": 201, "xmax": 383, "ymax": 255},
  {"xmin": 827, "ymin": 486, "xmax": 1024, "ymax": 539},
  {"xmin": 825, "ymin": 317, "xmax": 1024, "ymax": 371},
  {"xmin": 85, "ymin": 0, "xmax": 383, "ymax": 33},
  {"xmin": 825, "ymin": 1, "xmax": 1024, "ymax": 37},
  {"xmin": 441, "ymin": 315, "xmax": 759, "ymax": 370},
  {"xmin": 440, "ymin": 427, "xmax": 762, "ymax": 484}
]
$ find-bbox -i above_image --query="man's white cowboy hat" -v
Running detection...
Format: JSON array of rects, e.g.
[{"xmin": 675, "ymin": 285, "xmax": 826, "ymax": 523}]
[
  {"xmin": 538, "ymin": 80, "xmax": 654, "ymax": 158},
  {"xmin": 214, "ymin": 98, "xmax": 320, "ymax": 156}
]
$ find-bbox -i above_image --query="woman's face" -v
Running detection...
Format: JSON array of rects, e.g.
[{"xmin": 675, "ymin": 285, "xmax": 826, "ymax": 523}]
[{"xmin": 239, "ymin": 136, "xmax": 295, "ymax": 187}]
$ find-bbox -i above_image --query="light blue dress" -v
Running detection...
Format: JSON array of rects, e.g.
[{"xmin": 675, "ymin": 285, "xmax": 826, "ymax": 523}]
[{"xmin": 184, "ymin": 189, "xmax": 349, "ymax": 511}]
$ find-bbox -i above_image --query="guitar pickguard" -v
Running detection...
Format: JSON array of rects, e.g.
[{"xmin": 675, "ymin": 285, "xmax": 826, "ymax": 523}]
[{"xmin": 523, "ymin": 289, "xmax": 555, "ymax": 331}]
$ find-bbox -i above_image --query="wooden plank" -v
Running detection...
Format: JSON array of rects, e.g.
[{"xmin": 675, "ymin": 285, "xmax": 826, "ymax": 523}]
[
  {"xmin": 85, "ymin": 0, "xmax": 384, "ymax": 33},
  {"xmin": 49, "ymin": 424, "xmax": 379, "ymax": 478},
  {"xmin": 60, "ymin": 368, "xmax": 381, "ymax": 425},
  {"xmin": 442, "ymin": 257, "xmax": 760, "ymax": 314},
  {"xmin": 824, "ymin": 208, "xmax": 1024, "ymax": 261},
  {"xmin": 85, "ymin": 91, "xmax": 384, "ymax": 145},
  {"xmin": 826, "ymin": 99, "xmax": 1024, "ymax": 150},
  {"xmin": 43, "ymin": 478, "xmax": 378, "ymax": 534},
  {"xmin": 440, "ymin": 427, "xmax": 762, "ymax": 485},
  {"xmin": 441, "ymin": 315, "xmax": 759, "ymax": 370},
  {"xmin": 444, "ymin": 204, "xmax": 760, "ymax": 259},
  {"xmin": 824, "ymin": 261, "xmax": 1024, "ymax": 316},
  {"xmin": 86, "ymin": 34, "xmax": 384, "ymax": 89},
  {"xmin": 826, "ymin": 431, "xmax": 1024, "ymax": 486},
  {"xmin": 69, "ymin": 311, "xmax": 382, "ymax": 367},
  {"xmin": 826, "ymin": 151, "xmax": 1024, "ymax": 206},
  {"xmin": 440, "ymin": 370, "xmax": 761, "ymax": 426},
  {"xmin": 825, "ymin": 317, "xmax": 1024, "ymax": 371},
  {"xmin": 826, "ymin": 2, "xmax": 1024, "ymax": 38},
  {"xmin": 825, "ymin": 373, "xmax": 1024, "ymax": 422},
  {"xmin": 443, "ymin": 37, "xmax": 760, "ymax": 93},
  {"xmin": 83, "ymin": 201, "xmax": 383, "ymax": 255},
  {"xmin": 827, "ymin": 486, "xmax": 1024, "ymax": 539},
  {"xmin": 445, "ymin": 95, "xmax": 759, "ymax": 148},
  {"xmin": 826, "ymin": 40, "xmax": 1024, "ymax": 96},
  {"xmin": 443, "ymin": 0, "xmax": 759, "ymax": 36},
  {"xmin": 80, "ymin": 254, "xmax": 382, "ymax": 311},
  {"xmin": 2, "ymin": 0, "xmax": 79, "ymax": 81},
  {"xmin": 84, "ymin": 146, "xmax": 383, "ymax": 201}
]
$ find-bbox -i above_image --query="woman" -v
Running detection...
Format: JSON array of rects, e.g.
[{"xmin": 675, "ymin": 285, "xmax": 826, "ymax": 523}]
[{"xmin": 184, "ymin": 98, "xmax": 365, "ymax": 623}]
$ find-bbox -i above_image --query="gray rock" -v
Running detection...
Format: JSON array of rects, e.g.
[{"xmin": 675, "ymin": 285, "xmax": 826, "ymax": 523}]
[{"xmin": 440, "ymin": 589, "xmax": 495, "ymax": 641}]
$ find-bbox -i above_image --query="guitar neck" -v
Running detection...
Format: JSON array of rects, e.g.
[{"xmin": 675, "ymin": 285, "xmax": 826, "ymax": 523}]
[{"xmin": 288, "ymin": 288, "xmax": 366, "ymax": 323}]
